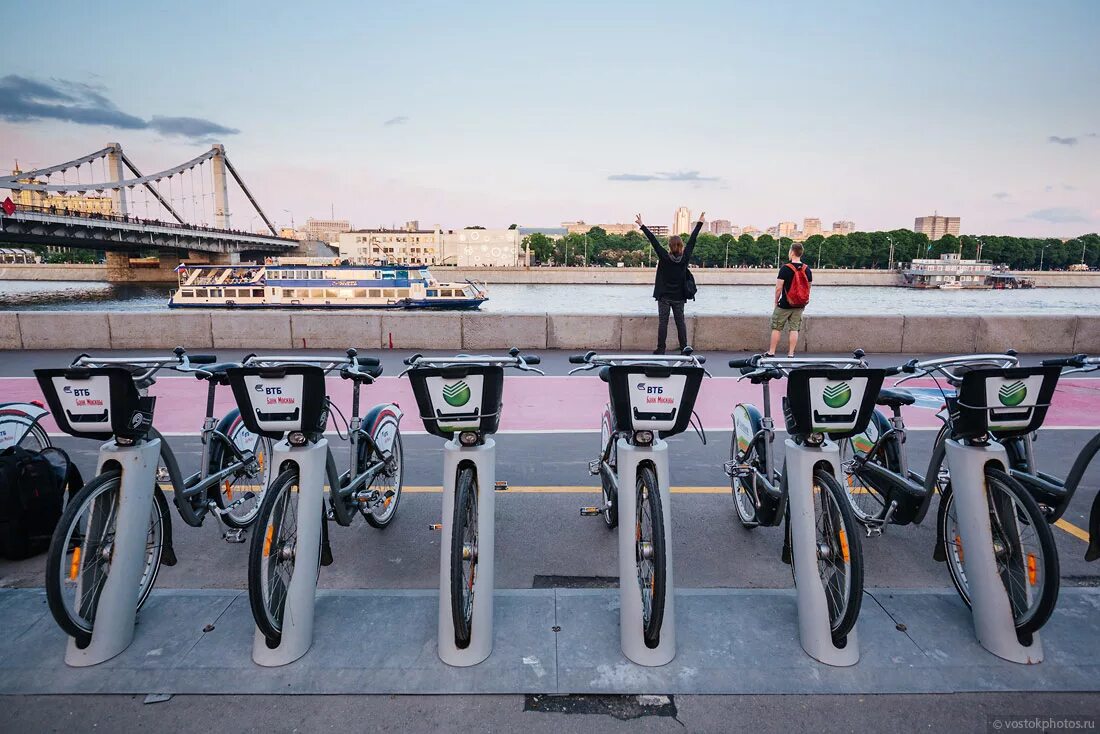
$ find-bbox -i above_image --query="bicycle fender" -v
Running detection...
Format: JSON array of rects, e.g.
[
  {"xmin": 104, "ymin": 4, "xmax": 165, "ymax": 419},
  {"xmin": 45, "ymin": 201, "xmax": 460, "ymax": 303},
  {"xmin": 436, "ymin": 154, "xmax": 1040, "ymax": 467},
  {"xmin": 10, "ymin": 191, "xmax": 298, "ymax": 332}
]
[{"xmin": 364, "ymin": 403, "xmax": 403, "ymax": 453}]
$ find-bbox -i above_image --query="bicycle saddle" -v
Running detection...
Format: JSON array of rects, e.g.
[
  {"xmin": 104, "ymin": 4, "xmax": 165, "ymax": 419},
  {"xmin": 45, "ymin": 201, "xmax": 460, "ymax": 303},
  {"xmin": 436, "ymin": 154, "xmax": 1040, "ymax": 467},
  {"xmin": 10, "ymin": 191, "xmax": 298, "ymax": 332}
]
[{"xmin": 875, "ymin": 387, "xmax": 915, "ymax": 408}]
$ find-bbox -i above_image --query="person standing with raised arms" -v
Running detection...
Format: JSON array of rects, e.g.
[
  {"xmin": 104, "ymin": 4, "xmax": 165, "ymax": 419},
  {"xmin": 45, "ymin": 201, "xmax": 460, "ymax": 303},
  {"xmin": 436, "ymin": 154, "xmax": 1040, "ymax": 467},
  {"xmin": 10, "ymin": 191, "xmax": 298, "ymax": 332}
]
[{"xmin": 637, "ymin": 211, "xmax": 703, "ymax": 354}]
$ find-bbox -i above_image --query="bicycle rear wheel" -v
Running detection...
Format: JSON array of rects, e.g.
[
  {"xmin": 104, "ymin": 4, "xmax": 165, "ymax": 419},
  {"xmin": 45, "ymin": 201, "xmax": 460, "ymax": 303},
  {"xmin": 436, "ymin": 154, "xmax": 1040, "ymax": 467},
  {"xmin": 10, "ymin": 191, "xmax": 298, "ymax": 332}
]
[
  {"xmin": 248, "ymin": 469, "xmax": 318, "ymax": 642},
  {"xmin": 212, "ymin": 416, "xmax": 271, "ymax": 529},
  {"xmin": 636, "ymin": 464, "xmax": 666, "ymax": 648},
  {"xmin": 45, "ymin": 471, "xmax": 168, "ymax": 641},
  {"xmin": 0, "ymin": 415, "xmax": 50, "ymax": 453},
  {"xmin": 938, "ymin": 468, "xmax": 1059, "ymax": 635},
  {"xmin": 599, "ymin": 407, "xmax": 618, "ymax": 529},
  {"xmin": 363, "ymin": 429, "xmax": 404, "ymax": 529},
  {"xmin": 793, "ymin": 469, "xmax": 863, "ymax": 641},
  {"xmin": 450, "ymin": 465, "xmax": 478, "ymax": 649}
]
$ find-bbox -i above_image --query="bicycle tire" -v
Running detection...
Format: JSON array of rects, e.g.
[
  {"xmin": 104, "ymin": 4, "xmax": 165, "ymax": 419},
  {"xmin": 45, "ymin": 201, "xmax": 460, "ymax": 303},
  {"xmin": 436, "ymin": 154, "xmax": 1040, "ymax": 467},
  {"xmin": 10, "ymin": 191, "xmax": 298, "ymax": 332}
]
[
  {"xmin": 637, "ymin": 464, "xmax": 667, "ymax": 648},
  {"xmin": 938, "ymin": 468, "xmax": 1060, "ymax": 635},
  {"xmin": 0, "ymin": 416, "xmax": 51, "ymax": 453},
  {"xmin": 730, "ymin": 432, "xmax": 762, "ymax": 528},
  {"xmin": 450, "ymin": 465, "xmax": 478, "ymax": 649},
  {"xmin": 210, "ymin": 413, "xmax": 271, "ymax": 529},
  {"xmin": 45, "ymin": 470, "xmax": 167, "ymax": 641},
  {"xmin": 600, "ymin": 408, "xmax": 618, "ymax": 529},
  {"xmin": 248, "ymin": 468, "xmax": 318, "ymax": 642},
  {"xmin": 363, "ymin": 426, "xmax": 404, "ymax": 529},
  {"xmin": 839, "ymin": 410, "xmax": 894, "ymax": 525},
  {"xmin": 792, "ymin": 469, "xmax": 864, "ymax": 641}
]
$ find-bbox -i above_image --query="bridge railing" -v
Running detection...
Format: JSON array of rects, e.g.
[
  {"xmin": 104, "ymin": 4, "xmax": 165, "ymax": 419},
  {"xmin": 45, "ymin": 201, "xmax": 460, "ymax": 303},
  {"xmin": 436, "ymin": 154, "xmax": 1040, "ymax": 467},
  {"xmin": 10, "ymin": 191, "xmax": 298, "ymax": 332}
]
[{"xmin": 2, "ymin": 204, "xmax": 293, "ymax": 243}]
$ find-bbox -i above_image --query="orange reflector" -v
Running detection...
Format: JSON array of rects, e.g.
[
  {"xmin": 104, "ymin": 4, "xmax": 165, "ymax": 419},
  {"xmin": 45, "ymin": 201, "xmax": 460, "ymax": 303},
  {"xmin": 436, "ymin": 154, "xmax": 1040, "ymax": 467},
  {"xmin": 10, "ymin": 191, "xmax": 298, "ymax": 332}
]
[
  {"xmin": 636, "ymin": 523, "xmax": 642, "ymax": 542},
  {"xmin": 1027, "ymin": 553, "xmax": 1038, "ymax": 585},
  {"xmin": 263, "ymin": 526, "xmax": 274, "ymax": 557},
  {"xmin": 257, "ymin": 452, "xmax": 264, "ymax": 470},
  {"xmin": 69, "ymin": 547, "xmax": 81, "ymax": 580},
  {"xmin": 954, "ymin": 534, "xmax": 964, "ymax": 563},
  {"xmin": 469, "ymin": 566, "xmax": 476, "ymax": 590},
  {"xmin": 224, "ymin": 480, "xmax": 232, "ymax": 501},
  {"xmin": 383, "ymin": 496, "xmax": 392, "ymax": 509},
  {"xmin": 839, "ymin": 529, "xmax": 850, "ymax": 563}
]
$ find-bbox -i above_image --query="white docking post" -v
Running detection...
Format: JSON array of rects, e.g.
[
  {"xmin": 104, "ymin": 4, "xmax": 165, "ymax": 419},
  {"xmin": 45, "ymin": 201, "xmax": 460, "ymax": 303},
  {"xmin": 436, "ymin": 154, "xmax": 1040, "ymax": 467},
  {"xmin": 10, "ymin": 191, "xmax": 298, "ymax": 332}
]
[
  {"xmin": 616, "ymin": 438, "xmax": 676, "ymax": 666},
  {"xmin": 252, "ymin": 438, "xmax": 328, "ymax": 667},
  {"xmin": 66, "ymin": 438, "xmax": 160, "ymax": 667},
  {"xmin": 944, "ymin": 439, "xmax": 1043, "ymax": 664},
  {"xmin": 784, "ymin": 438, "xmax": 860, "ymax": 667},
  {"xmin": 437, "ymin": 437, "xmax": 496, "ymax": 666}
]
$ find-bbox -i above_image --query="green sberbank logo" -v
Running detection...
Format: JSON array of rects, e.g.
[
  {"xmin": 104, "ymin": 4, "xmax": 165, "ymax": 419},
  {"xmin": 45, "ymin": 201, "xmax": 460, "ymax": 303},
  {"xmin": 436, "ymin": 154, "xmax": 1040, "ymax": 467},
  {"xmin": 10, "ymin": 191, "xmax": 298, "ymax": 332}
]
[
  {"xmin": 442, "ymin": 380, "xmax": 472, "ymax": 407},
  {"xmin": 822, "ymin": 382, "xmax": 852, "ymax": 409},
  {"xmin": 998, "ymin": 381, "xmax": 1027, "ymax": 407}
]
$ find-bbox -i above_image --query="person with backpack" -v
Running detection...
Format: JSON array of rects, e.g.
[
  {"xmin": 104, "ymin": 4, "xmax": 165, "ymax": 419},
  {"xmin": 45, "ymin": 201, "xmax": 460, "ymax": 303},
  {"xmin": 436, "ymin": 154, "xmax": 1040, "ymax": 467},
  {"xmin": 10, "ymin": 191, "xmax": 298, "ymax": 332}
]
[
  {"xmin": 767, "ymin": 242, "xmax": 812, "ymax": 357},
  {"xmin": 637, "ymin": 211, "xmax": 703, "ymax": 354}
]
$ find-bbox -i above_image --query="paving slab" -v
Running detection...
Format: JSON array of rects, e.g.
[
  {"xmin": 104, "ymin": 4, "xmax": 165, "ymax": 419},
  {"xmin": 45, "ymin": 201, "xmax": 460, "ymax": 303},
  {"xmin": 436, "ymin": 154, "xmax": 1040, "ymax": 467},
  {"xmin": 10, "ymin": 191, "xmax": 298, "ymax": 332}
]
[{"xmin": 0, "ymin": 587, "xmax": 1096, "ymax": 695}]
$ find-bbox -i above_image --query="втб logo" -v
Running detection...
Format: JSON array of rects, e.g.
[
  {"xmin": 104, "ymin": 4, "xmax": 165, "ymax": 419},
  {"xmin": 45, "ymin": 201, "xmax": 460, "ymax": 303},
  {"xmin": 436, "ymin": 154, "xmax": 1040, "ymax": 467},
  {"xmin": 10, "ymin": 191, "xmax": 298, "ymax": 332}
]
[
  {"xmin": 998, "ymin": 381, "xmax": 1027, "ymax": 407},
  {"xmin": 443, "ymin": 381, "xmax": 472, "ymax": 407},
  {"xmin": 822, "ymin": 382, "xmax": 852, "ymax": 409}
]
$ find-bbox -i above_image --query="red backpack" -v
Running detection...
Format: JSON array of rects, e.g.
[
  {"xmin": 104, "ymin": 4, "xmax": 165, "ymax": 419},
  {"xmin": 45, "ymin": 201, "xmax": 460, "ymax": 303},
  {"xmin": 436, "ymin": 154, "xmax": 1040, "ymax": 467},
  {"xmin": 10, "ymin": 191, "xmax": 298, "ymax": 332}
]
[{"xmin": 784, "ymin": 263, "xmax": 810, "ymax": 307}]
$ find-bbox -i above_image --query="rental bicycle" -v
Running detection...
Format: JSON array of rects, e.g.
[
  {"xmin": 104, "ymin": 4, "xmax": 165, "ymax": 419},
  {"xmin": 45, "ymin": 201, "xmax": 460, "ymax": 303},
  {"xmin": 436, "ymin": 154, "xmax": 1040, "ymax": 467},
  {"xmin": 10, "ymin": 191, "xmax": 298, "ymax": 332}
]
[
  {"xmin": 233, "ymin": 349, "xmax": 404, "ymax": 644},
  {"xmin": 571, "ymin": 348, "xmax": 706, "ymax": 651},
  {"xmin": 841, "ymin": 354, "xmax": 1062, "ymax": 635},
  {"xmin": 37, "ymin": 348, "xmax": 270, "ymax": 642},
  {"xmin": 402, "ymin": 348, "xmax": 542, "ymax": 651},
  {"xmin": 1000, "ymin": 353, "xmax": 1100, "ymax": 562},
  {"xmin": 726, "ymin": 352, "xmax": 879, "ymax": 644},
  {"xmin": 0, "ymin": 401, "xmax": 52, "ymax": 453}
]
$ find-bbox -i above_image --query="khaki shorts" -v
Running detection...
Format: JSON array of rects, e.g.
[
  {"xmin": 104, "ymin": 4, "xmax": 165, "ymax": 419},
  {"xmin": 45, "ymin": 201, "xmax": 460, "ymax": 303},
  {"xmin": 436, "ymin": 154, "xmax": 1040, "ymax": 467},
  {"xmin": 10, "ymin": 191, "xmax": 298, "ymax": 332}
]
[{"xmin": 771, "ymin": 306, "xmax": 804, "ymax": 332}]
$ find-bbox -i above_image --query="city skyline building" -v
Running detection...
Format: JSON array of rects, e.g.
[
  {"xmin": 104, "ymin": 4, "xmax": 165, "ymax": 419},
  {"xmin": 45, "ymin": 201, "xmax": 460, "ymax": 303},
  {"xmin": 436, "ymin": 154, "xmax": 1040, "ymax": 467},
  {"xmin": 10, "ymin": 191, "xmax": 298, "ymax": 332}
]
[
  {"xmin": 914, "ymin": 214, "xmax": 961, "ymax": 240},
  {"xmin": 778, "ymin": 221, "xmax": 797, "ymax": 238},
  {"xmin": 561, "ymin": 221, "xmax": 639, "ymax": 236},
  {"xmin": 303, "ymin": 217, "xmax": 352, "ymax": 243},
  {"xmin": 710, "ymin": 219, "xmax": 732, "ymax": 235},
  {"xmin": 673, "ymin": 206, "xmax": 692, "ymax": 235},
  {"xmin": 833, "ymin": 220, "xmax": 855, "ymax": 235},
  {"xmin": 803, "ymin": 218, "xmax": 822, "ymax": 237}
]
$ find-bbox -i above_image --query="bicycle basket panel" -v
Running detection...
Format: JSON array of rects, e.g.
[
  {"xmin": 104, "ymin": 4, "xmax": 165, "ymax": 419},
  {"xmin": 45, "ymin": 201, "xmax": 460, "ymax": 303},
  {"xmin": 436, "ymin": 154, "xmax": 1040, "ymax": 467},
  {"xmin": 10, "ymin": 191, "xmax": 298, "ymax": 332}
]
[
  {"xmin": 785, "ymin": 368, "xmax": 885, "ymax": 439},
  {"xmin": 408, "ymin": 365, "xmax": 505, "ymax": 439},
  {"xmin": 607, "ymin": 365, "xmax": 704, "ymax": 437},
  {"xmin": 34, "ymin": 367, "xmax": 150, "ymax": 441},
  {"xmin": 954, "ymin": 365, "xmax": 1060, "ymax": 439},
  {"xmin": 226, "ymin": 365, "xmax": 327, "ymax": 440}
]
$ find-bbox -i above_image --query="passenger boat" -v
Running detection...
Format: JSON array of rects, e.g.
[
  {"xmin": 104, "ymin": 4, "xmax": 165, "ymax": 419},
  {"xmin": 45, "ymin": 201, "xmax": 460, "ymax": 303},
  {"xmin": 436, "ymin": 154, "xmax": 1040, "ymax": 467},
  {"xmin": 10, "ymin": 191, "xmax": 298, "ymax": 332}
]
[
  {"xmin": 169, "ymin": 258, "xmax": 487, "ymax": 309},
  {"xmin": 901, "ymin": 253, "xmax": 994, "ymax": 289}
]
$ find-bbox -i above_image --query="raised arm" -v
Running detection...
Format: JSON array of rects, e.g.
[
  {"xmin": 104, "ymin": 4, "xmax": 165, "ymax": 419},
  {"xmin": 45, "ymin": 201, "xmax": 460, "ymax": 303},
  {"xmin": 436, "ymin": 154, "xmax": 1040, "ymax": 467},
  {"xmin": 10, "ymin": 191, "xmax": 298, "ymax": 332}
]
[
  {"xmin": 685, "ymin": 211, "xmax": 705, "ymax": 257},
  {"xmin": 636, "ymin": 213, "xmax": 667, "ymax": 257}
]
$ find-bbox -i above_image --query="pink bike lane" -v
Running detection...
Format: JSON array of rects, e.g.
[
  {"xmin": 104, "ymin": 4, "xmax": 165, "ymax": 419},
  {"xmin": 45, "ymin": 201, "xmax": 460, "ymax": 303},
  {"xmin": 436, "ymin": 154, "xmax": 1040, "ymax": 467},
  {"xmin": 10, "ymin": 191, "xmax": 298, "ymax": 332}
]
[{"xmin": 4, "ymin": 375, "xmax": 1099, "ymax": 434}]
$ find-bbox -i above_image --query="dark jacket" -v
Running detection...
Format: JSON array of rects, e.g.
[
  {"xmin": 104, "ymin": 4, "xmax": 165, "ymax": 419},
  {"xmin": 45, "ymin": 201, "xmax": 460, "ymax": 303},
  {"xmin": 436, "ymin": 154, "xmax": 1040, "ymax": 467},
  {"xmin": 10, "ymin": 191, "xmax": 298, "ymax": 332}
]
[{"xmin": 643, "ymin": 221, "xmax": 701, "ymax": 301}]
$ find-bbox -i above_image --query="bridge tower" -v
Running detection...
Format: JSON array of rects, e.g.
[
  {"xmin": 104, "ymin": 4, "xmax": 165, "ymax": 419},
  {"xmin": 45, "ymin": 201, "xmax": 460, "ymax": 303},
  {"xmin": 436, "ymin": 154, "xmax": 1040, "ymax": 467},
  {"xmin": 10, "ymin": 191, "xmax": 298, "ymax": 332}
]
[
  {"xmin": 105, "ymin": 143, "xmax": 128, "ymax": 216},
  {"xmin": 211, "ymin": 144, "xmax": 231, "ymax": 229}
]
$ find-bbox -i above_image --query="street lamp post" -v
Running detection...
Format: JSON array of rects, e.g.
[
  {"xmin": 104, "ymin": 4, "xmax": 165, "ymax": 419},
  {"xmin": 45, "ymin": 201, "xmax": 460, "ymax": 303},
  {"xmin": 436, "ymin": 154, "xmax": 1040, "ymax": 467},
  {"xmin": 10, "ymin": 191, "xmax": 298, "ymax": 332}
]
[
  {"xmin": 887, "ymin": 235, "xmax": 895, "ymax": 271},
  {"xmin": 282, "ymin": 209, "xmax": 295, "ymax": 230},
  {"xmin": 1039, "ymin": 243, "xmax": 1051, "ymax": 271},
  {"xmin": 584, "ymin": 233, "xmax": 588, "ymax": 268},
  {"xmin": 724, "ymin": 239, "xmax": 729, "ymax": 269}
]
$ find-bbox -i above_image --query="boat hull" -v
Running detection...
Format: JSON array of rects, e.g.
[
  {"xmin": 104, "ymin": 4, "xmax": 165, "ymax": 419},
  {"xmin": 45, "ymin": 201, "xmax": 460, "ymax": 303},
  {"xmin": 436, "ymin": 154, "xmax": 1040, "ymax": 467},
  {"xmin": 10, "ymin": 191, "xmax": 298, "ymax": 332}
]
[{"xmin": 168, "ymin": 299, "xmax": 485, "ymax": 311}]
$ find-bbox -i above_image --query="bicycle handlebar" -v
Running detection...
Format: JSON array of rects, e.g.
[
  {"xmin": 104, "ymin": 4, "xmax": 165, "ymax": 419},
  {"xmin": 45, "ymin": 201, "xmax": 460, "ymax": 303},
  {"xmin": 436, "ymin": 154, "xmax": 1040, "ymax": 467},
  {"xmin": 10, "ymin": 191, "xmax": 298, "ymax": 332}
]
[
  {"xmin": 1041, "ymin": 354, "xmax": 1088, "ymax": 368},
  {"xmin": 400, "ymin": 349, "xmax": 545, "ymax": 375},
  {"xmin": 189, "ymin": 355, "xmax": 217, "ymax": 364}
]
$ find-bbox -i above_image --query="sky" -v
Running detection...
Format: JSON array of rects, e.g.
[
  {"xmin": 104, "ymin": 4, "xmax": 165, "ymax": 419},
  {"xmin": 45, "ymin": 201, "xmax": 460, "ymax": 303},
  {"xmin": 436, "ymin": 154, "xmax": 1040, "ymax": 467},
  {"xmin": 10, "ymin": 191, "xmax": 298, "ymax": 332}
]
[{"xmin": 2, "ymin": 0, "xmax": 1098, "ymax": 237}]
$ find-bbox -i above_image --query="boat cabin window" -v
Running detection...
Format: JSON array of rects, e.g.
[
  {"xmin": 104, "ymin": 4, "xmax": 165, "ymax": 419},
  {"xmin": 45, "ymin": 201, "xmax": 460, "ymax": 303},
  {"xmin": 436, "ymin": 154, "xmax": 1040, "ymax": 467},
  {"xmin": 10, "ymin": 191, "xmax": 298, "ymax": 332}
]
[
  {"xmin": 427, "ymin": 289, "xmax": 439, "ymax": 297},
  {"xmin": 181, "ymin": 290, "xmax": 194, "ymax": 297},
  {"xmin": 384, "ymin": 289, "xmax": 396, "ymax": 298},
  {"xmin": 369, "ymin": 289, "xmax": 381, "ymax": 297},
  {"xmin": 397, "ymin": 270, "xmax": 409, "ymax": 279},
  {"xmin": 382, "ymin": 272, "xmax": 396, "ymax": 280}
]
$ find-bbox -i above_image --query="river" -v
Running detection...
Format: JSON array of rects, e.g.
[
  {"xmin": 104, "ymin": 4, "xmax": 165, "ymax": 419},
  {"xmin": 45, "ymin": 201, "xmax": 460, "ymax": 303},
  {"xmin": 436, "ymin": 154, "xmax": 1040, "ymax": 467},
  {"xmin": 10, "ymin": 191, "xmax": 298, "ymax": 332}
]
[{"xmin": 0, "ymin": 280, "xmax": 1093, "ymax": 315}]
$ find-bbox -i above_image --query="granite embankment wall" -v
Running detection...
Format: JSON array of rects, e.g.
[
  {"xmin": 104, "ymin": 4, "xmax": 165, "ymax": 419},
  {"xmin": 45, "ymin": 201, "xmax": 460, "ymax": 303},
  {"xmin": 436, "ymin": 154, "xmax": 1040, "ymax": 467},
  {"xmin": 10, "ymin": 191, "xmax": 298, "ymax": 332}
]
[
  {"xmin": 1, "ymin": 311, "xmax": 1097, "ymax": 353},
  {"xmin": 2, "ymin": 264, "xmax": 1097, "ymax": 287}
]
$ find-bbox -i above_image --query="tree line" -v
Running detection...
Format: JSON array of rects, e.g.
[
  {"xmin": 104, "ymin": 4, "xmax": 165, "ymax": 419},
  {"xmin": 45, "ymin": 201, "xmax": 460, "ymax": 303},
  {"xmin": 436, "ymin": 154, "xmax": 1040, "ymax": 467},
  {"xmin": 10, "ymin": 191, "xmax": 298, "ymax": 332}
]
[{"xmin": 521, "ymin": 228, "xmax": 1100, "ymax": 270}]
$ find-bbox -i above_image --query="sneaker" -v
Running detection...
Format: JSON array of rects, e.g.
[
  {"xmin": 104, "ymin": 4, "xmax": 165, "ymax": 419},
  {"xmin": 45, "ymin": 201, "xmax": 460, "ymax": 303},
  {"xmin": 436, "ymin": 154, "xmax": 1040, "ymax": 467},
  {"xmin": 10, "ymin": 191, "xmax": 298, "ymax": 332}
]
[{"xmin": 653, "ymin": 349, "xmax": 666, "ymax": 355}]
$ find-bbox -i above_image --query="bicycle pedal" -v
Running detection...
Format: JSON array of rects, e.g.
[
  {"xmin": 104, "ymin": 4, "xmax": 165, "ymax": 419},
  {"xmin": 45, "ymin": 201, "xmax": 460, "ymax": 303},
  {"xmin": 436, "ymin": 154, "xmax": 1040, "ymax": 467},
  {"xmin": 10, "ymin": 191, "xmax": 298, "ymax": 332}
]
[
  {"xmin": 494, "ymin": 481, "xmax": 508, "ymax": 491},
  {"xmin": 223, "ymin": 528, "xmax": 247, "ymax": 544},
  {"xmin": 428, "ymin": 523, "xmax": 443, "ymax": 531},
  {"xmin": 243, "ymin": 491, "xmax": 256, "ymax": 501},
  {"xmin": 579, "ymin": 506, "xmax": 601, "ymax": 517},
  {"xmin": 588, "ymin": 460, "xmax": 601, "ymax": 476}
]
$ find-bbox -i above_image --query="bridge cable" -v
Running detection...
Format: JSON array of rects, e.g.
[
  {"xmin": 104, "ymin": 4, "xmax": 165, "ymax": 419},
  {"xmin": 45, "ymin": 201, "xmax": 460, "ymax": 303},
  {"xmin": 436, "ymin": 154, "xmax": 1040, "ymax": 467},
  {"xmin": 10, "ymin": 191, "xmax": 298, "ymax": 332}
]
[{"xmin": 120, "ymin": 152, "xmax": 185, "ymax": 225}]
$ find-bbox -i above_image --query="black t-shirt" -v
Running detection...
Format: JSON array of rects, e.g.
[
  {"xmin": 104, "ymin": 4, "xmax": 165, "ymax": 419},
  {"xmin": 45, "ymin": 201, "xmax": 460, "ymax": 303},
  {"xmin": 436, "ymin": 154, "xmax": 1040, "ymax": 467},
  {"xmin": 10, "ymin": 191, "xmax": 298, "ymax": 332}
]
[{"xmin": 777, "ymin": 262, "xmax": 812, "ymax": 309}]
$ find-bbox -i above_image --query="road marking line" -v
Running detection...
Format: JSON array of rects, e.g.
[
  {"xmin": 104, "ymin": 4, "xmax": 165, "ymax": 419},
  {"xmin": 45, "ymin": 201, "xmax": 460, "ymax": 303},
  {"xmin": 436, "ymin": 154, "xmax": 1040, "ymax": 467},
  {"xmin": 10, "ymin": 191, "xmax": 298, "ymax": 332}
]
[{"xmin": 1054, "ymin": 518, "xmax": 1091, "ymax": 544}]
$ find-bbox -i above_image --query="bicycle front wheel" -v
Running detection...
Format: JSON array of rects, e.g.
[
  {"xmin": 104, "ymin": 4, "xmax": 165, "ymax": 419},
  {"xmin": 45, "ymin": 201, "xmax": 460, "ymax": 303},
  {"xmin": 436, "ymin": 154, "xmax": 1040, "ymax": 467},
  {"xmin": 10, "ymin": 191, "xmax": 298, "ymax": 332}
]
[
  {"xmin": 636, "ymin": 464, "xmax": 667, "ymax": 648},
  {"xmin": 248, "ymin": 468, "xmax": 318, "ymax": 642},
  {"xmin": 363, "ymin": 429, "xmax": 403, "ymax": 529},
  {"xmin": 0, "ymin": 415, "xmax": 51, "ymax": 453},
  {"xmin": 599, "ymin": 408, "xmax": 618, "ymax": 529},
  {"xmin": 939, "ymin": 468, "xmax": 1059, "ymax": 635},
  {"xmin": 212, "ymin": 418, "xmax": 271, "ymax": 529},
  {"xmin": 45, "ymin": 471, "xmax": 168, "ymax": 641},
  {"xmin": 450, "ymin": 465, "xmax": 479, "ymax": 649},
  {"xmin": 793, "ymin": 469, "xmax": 863, "ymax": 641}
]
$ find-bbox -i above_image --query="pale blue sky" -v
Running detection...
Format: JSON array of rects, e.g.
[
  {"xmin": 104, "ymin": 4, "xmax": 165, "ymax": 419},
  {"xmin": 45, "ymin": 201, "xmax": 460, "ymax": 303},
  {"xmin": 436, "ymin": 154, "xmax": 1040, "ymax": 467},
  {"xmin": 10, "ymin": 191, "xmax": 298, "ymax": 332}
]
[{"xmin": 3, "ymin": 0, "xmax": 1098, "ymax": 235}]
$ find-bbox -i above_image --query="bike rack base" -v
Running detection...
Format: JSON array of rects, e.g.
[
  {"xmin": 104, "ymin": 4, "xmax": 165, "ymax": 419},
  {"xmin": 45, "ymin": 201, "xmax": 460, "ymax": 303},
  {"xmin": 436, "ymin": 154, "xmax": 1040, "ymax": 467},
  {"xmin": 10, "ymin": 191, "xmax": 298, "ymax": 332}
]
[
  {"xmin": 65, "ymin": 439, "xmax": 160, "ymax": 667},
  {"xmin": 785, "ymin": 439, "xmax": 859, "ymax": 667},
  {"xmin": 437, "ymin": 437, "xmax": 496, "ymax": 667},
  {"xmin": 944, "ymin": 439, "xmax": 1043, "ymax": 664},
  {"xmin": 252, "ymin": 439, "xmax": 327, "ymax": 668},
  {"xmin": 616, "ymin": 438, "xmax": 676, "ymax": 666}
]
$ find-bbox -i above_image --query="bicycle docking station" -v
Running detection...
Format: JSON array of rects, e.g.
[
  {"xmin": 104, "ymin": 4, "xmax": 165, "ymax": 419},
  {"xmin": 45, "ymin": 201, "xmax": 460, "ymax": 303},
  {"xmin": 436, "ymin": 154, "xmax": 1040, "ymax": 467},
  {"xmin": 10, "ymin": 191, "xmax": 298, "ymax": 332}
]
[
  {"xmin": 228, "ymin": 364, "xmax": 328, "ymax": 667},
  {"xmin": 35, "ymin": 366, "xmax": 160, "ymax": 667},
  {"xmin": 408, "ymin": 361, "xmax": 508, "ymax": 667},
  {"xmin": 783, "ymin": 367, "xmax": 884, "ymax": 667},
  {"xmin": 942, "ymin": 366, "xmax": 1060, "ymax": 664}
]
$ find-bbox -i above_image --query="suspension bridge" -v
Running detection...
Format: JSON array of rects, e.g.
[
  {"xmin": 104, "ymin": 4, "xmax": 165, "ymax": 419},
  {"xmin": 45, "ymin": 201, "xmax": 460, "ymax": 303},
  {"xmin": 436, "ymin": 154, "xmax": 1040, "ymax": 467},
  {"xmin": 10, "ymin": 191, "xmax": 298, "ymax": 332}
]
[{"xmin": 0, "ymin": 143, "xmax": 299, "ymax": 278}]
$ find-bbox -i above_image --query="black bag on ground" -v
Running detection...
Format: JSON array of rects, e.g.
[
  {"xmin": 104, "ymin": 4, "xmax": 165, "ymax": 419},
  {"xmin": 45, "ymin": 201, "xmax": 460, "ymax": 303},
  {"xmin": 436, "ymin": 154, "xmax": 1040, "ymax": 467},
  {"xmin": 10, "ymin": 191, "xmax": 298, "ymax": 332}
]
[
  {"xmin": 684, "ymin": 268, "xmax": 698, "ymax": 300},
  {"xmin": 0, "ymin": 446, "xmax": 83, "ymax": 559}
]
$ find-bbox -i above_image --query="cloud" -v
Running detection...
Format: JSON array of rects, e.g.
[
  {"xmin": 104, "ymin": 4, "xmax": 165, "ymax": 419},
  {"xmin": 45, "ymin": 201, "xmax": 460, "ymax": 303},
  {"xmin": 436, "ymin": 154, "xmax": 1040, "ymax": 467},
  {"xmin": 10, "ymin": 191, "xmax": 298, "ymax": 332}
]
[
  {"xmin": 608, "ymin": 170, "xmax": 721, "ymax": 183},
  {"xmin": 383, "ymin": 116, "xmax": 408, "ymax": 126},
  {"xmin": 148, "ymin": 116, "xmax": 239, "ymax": 140},
  {"xmin": 1088, "ymin": 132, "xmax": 1098, "ymax": 138},
  {"xmin": 1026, "ymin": 207, "xmax": 1091, "ymax": 224},
  {"xmin": 992, "ymin": 191, "xmax": 1010, "ymax": 200},
  {"xmin": 1048, "ymin": 135, "xmax": 1078, "ymax": 146},
  {"xmin": 0, "ymin": 74, "xmax": 239, "ymax": 141}
]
